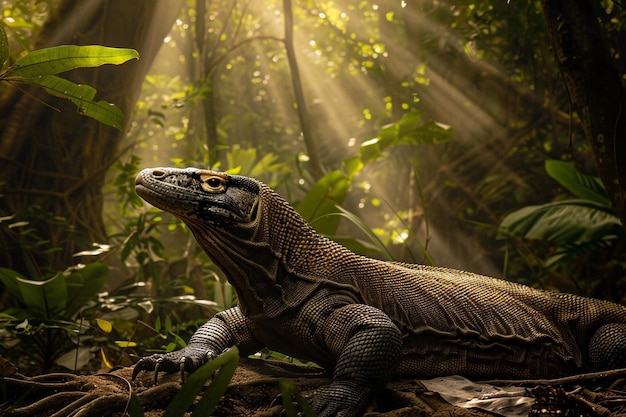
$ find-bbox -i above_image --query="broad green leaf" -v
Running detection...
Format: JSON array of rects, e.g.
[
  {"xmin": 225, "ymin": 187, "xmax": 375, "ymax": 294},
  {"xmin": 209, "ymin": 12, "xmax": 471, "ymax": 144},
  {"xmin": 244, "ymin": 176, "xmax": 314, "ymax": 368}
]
[
  {"xmin": 65, "ymin": 262, "xmax": 108, "ymax": 316},
  {"xmin": 403, "ymin": 120, "xmax": 452, "ymax": 145},
  {"xmin": 342, "ymin": 155, "xmax": 363, "ymax": 178},
  {"xmin": 17, "ymin": 74, "xmax": 124, "ymax": 129},
  {"xmin": 359, "ymin": 137, "xmax": 383, "ymax": 163},
  {"xmin": 15, "ymin": 273, "xmax": 67, "ymax": 318},
  {"xmin": 7, "ymin": 45, "xmax": 138, "ymax": 77},
  {"xmin": 377, "ymin": 116, "xmax": 405, "ymax": 149},
  {"xmin": 545, "ymin": 160, "xmax": 611, "ymax": 207},
  {"xmin": 360, "ymin": 111, "xmax": 451, "ymax": 163},
  {"xmin": 163, "ymin": 346, "xmax": 239, "ymax": 417},
  {"xmin": 395, "ymin": 111, "xmax": 422, "ymax": 139},
  {"xmin": 0, "ymin": 25, "xmax": 8, "ymax": 68},
  {"xmin": 500, "ymin": 200, "xmax": 623, "ymax": 245},
  {"xmin": 225, "ymin": 147, "xmax": 289, "ymax": 187},
  {"xmin": 0, "ymin": 267, "xmax": 27, "ymax": 305},
  {"xmin": 296, "ymin": 170, "xmax": 350, "ymax": 235},
  {"xmin": 226, "ymin": 147, "xmax": 257, "ymax": 175},
  {"xmin": 379, "ymin": 111, "xmax": 453, "ymax": 147},
  {"xmin": 544, "ymin": 240, "xmax": 610, "ymax": 269}
]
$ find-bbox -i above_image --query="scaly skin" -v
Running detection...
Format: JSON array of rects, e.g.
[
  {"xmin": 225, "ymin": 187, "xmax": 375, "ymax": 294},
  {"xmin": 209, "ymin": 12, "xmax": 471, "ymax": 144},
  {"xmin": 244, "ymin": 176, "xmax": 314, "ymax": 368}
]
[{"xmin": 132, "ymin": 167, "xmax": 626, "ymax": 417}]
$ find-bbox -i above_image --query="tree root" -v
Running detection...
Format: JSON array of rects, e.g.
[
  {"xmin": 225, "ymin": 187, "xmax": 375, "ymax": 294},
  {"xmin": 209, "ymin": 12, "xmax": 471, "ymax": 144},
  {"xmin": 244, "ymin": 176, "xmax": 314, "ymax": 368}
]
[
  {"xmin": 136, "ymin": 381, "xmax": 182, "ymax": 410},
  {"xmin": 1, "ymin": 372, "xmax": 135, "ymax": 417},
  {"xmin": 70, "ymin": 394, "xmax": 132, "ymax": 417},
  {"xmin": 3, "ymin": 373, "xmax": 93, "ymax": 391},
  {"xmin": 8, "ymin": 392, "xmax": 91, "ymax": 417},
  {"xmin": 50, "ymin": 393, "xmax": 101, "ymax": 417}
]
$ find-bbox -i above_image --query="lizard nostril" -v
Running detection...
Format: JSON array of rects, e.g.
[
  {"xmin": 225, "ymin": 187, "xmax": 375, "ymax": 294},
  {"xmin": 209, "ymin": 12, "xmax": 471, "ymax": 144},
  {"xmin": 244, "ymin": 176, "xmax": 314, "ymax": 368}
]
[{"xmin": 152, "ymin": 169, "xmax": 166, "ymax": 178}]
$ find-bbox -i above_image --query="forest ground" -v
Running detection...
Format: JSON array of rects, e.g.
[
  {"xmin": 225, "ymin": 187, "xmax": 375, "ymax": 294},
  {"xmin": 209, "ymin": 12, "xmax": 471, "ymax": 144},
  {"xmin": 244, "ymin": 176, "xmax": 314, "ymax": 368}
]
[{"xmin": 4, "ymin": 355, "xmax": 626, "ymax": 416}]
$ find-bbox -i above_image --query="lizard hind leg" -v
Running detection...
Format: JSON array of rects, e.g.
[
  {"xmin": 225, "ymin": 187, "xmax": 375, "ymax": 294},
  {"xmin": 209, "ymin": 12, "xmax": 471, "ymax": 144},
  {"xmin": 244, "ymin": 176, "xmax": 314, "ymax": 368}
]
[
  {"xmin": 588, "ymin": 323, "xmax": 626, "ymax": 371},
  {"xmin": 311, "ymin": 304, "xmax": 403, "ymax": 417}
]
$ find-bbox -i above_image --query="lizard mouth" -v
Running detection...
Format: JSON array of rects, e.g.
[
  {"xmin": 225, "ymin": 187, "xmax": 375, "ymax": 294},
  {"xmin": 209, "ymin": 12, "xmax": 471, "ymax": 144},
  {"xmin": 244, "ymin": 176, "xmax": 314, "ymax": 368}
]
[
  {"xmin": 134, "ymin": 169, "xmax": 195, "ymax": 213},
  {"xmin": 133, "ymin": 182, "xmax": 152, "ymax": 200},
  {"xmin": 134, "ymin": 182, "xmax": 170, "ymax": 213},
  {"xmin": 135, "ymin": 172, "xmax": 159, "ymax": 200}
]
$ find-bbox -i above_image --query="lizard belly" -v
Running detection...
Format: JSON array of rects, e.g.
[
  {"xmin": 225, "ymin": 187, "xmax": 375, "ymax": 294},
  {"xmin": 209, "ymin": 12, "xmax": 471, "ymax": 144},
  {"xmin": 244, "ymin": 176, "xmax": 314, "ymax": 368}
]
[
  {"xmin": 397, "ymin": 331, "xmax": 581, "ymax": 379},
  {"xmin": 349, "ymin": 262, "xmax": 595, "ymax": 377}
]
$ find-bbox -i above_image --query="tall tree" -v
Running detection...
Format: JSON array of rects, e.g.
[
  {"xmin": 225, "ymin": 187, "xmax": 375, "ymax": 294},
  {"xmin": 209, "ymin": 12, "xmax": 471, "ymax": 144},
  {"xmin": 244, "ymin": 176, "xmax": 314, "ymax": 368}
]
[
  {"xmin": 0, "ymin": 0, "xmax": 184, "ymax": 274},
  {"xmin": 541, "ymin": 0, "xmax": 626, "ymax": 227}
]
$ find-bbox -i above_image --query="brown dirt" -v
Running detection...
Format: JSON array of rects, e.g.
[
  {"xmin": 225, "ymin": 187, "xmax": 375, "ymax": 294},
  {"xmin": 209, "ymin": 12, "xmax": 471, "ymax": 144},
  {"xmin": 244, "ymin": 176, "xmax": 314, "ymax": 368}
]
[{"xmin": 3, "ymin": 356, "xmax": 626, "ymax": 416}]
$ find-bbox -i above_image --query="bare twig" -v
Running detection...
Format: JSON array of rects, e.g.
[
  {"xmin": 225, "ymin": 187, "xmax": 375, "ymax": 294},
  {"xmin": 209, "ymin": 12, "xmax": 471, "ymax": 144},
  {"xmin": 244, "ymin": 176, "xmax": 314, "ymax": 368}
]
[{"xmin": 479, "ymin": 367, "xmax": 626, "ymax": 387}]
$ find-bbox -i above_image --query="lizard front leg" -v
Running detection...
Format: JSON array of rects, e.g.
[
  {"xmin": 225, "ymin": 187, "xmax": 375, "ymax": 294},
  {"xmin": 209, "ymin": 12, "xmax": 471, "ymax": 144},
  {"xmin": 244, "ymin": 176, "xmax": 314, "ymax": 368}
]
[
  {"xmin": 132, "ymin": 306, "xmax": 262, "ymax": 383},
  {"xmin": 312, "ymin": 304, "xmax": 403, "ymax": 417}
]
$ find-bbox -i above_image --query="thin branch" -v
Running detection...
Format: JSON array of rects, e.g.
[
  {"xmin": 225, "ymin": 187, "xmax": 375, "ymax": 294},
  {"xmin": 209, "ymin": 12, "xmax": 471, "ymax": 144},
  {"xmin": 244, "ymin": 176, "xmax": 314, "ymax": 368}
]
[{"xmin": 479, "ymin": 367, "xmax": 626, "ymax": 387}]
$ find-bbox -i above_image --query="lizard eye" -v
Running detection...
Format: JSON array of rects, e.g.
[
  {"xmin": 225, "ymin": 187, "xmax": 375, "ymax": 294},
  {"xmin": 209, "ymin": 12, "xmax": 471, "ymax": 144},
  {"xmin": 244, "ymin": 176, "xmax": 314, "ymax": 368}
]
[{"xmin": 201, "ymin": 175, "xmax": 226, "ymax": 193}]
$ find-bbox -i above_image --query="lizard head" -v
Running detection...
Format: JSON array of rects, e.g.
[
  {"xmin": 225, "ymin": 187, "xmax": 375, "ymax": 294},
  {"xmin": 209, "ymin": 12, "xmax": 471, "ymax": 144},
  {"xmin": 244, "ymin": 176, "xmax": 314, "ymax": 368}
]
[{"xmin": 135, "ymin": 167, "xmax": 260, "ymax": 225}]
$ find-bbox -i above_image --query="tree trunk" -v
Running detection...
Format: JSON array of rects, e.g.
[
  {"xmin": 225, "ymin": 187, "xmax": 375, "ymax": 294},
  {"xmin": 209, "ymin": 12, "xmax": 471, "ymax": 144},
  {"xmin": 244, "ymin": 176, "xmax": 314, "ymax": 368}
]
[
  {"xmin": 0, "ymin": 0, "xmax": 184, "ymax": 275},
  {"xmin": 283, "ymin": 0, "xmax": 323, "ymax": 180},
  {"xmin": 541, "ymin": 0, "xmax": 626, "ymax": 227}
]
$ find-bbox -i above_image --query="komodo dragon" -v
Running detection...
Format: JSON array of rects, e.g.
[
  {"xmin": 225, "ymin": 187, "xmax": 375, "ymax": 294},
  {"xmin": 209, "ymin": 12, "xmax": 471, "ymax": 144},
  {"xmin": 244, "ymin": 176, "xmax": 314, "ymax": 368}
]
[{"xmin": 132, "ymin": 167, "xmax": 626, "ymax": 417}]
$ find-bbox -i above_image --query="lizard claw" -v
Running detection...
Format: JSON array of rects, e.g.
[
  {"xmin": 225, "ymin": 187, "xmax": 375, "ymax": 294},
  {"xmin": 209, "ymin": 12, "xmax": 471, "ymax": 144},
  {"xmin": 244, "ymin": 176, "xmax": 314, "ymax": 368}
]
[
  {"xmin": 180, "ymin": 358, "xmax": 187, "ymax": 383},
  {"xmin": 131, "ymin": 355, "xmax": 165, "ymax": 382},
  {"xmin": 131, "ymin": 357, "xmax": 148, "ymax": 380},
  {"xmin": 153, "ymin": 358, "xmax": 163, "ymax": 384}
]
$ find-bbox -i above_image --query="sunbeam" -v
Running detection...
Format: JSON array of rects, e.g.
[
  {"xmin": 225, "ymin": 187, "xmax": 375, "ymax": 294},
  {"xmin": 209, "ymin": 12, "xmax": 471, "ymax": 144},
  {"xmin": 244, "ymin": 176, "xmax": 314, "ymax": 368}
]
[{"xmin": 123, "ymin": 0, "xmax": 571, "ymax": 279}]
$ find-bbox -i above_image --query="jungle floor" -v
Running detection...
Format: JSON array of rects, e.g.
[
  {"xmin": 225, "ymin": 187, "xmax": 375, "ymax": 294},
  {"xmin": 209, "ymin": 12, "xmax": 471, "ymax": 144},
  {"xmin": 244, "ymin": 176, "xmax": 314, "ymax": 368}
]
[{"xmin": 3, "ymin": 355, "xmax": 626, "ymax": 417}]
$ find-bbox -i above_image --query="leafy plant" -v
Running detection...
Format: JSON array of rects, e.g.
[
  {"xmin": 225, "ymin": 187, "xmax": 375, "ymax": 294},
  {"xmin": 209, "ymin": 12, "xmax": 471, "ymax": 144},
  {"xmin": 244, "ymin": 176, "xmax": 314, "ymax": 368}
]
[
  {"xmin": 298, "ymin": 111, "xmax": 451, "ymax": 261},
  {"xmin": 499, "ymin": 160, "xmax": 625, "ymax": 295},
  {"xmin": 113, "ymin": 155, "xmax": 146, "ymax": 214},
  {"xmin": 357, "ymin": 110, "xmax": 452, "ymax": 164},
  {"xmin": 279, "ymin": 379, "xmax": 317, "ymax": 417},
  {"xmin": 91, "ymin": 282, "xmax": 221, "ymax": 371},
  {"xmin": 500, "ymin": 160, "xmax": 623, "ymax": 268},
  {"xmin": 117, "ymin": 212, "xmax": 166, "ymax": 287},
  {"xmin": 161, "ymin": 346, "xmax": 239, "ymax": 417},
  {"xmin": 0, "ymin": 262, "xmax": 108, "ymax": 371},
  {"xmin": 0, "ymin": 263, "xmax": 107, "ymax": 320},
  {"xmin": 297, "ymin": 170, "xmax": 351, "ymax": 236},
  {"xmin": 0, "ymin": 24, "xmax": 138, "ymax": 129},
  {"xmin": 222, "ymin": 146, "xmax": 292, "ymax": 188}
]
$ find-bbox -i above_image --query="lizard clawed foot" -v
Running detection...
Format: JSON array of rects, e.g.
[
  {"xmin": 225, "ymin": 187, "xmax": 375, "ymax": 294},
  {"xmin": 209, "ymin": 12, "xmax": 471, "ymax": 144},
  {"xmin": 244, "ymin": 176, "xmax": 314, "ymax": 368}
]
[
  {"xmin": 310, "ymin": 381, "xmax": 372, "ymax": 417},
  {"xmin": 273, "ymin": 392, "xmax": 313, "ymax": 417},
  {"xmin": 131, "ymin": 348, "xmax": 216, "ymax": 383}
]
